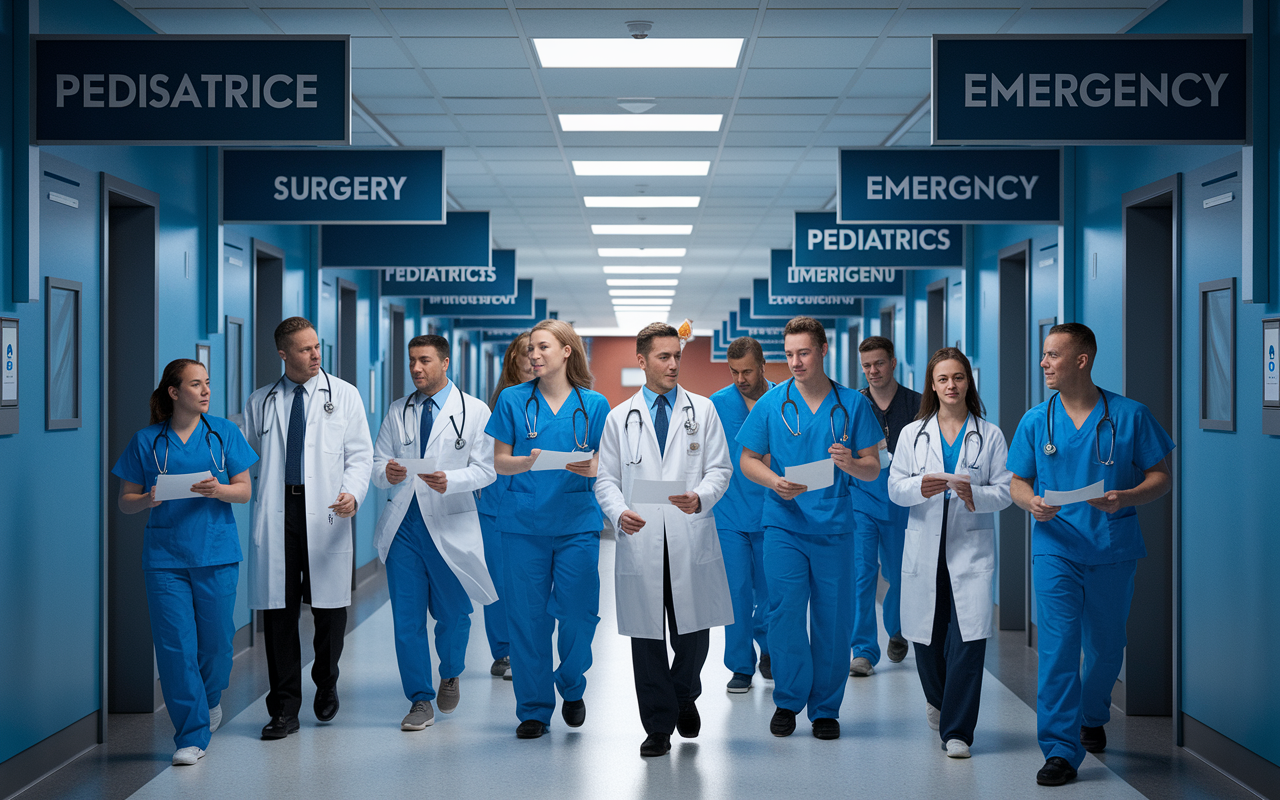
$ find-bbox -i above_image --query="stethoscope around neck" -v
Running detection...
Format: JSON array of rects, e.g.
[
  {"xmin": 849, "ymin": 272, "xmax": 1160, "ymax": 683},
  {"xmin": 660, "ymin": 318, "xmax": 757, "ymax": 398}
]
[
  {"xmin": 1044, "ymin": 390, "xmax": 1115, "ymax": 466},
  {"xmin": 909, "ymin": 413, "xmax": 983, "ymax": 477},
  {"xmin": 523, "ymin": 378, "xmax": 591, "ymax": 451},
  {"xmin": 153, "ymin": 415, "xmax": 227, "ymax": 475},
  {"xmin": 400, "ymin": 386, "xmax": 467, "ymax": 451},
  {"xmin": 781, "ymin": 377, "xmax": 849, "ymax": 444},
  {"xmin": 258, "ymin": 369, "xmax": 334, "ymax": 437},
  {"xmin": 623, "ymin": 392, "xmax": 698, "ymax": 465}
]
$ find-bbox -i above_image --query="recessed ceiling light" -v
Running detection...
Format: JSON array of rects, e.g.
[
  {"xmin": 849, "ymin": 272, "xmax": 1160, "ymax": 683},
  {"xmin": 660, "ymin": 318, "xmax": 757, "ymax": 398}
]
[
  {"xmin": 533, "ymin": 39, "xmax": 743, "ymax": 69},
  {"xmin": 560, "ymin": 114, "xmax": 722, "ymax": 132},
  {"xmin": 592, "ymin": 224, "xmax": 692, "ymax": 236},
  {"xmin": 606, "ymin": 279, "xmax": 679, "ymax": 287},
  {"xmin": 612, "ymin": 306, "xmax": 673, "ymax": 312},
  {"xmin": 573, "ymin": 161, "xmax": 709, "ymax": 177},
  {"xmin": 610, "ymin": 289, "xmax": 676, "ymax": 297},
  {"xmin": 602, "ymin": 265, "xmax": 683, "ymax": 274},
  {"xmin": 611, "ymin": 298, "xmax": 673, "ymax": 305},
  {"xmin": 584, "ymin": 196, "xmax": 701, "ymax": 208},
  {"xmin": 599, "ymin": 248, "xmax": 686, "ymax": 258}
]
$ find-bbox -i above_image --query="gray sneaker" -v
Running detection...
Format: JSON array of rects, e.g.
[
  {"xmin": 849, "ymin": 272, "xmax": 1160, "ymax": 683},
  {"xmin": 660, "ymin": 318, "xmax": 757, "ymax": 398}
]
[
  {"xmin": 849, "ymin": 656, "xmax": 875, "ymax": 677},
  {"xmin": 490, "ymin": 656, "xmax": 510, "ymax": 678},
  {"xmin": 401, "ymin": 700, "xmax": 435, "ymax": 731},
  {"xmin": 438, "ymin": 677, "xmax": 460, "ymax": 714}
]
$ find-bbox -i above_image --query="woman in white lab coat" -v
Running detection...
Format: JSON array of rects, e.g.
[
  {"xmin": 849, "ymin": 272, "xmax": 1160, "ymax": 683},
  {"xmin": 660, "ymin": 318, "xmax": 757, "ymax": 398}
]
[{"xmin": 888, "ymin": 347, "xmax": 1011, "ymax": 759}]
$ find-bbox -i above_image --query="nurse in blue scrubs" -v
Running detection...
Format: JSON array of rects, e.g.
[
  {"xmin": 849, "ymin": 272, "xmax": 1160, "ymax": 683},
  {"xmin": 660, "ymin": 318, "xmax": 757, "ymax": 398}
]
[
  {"xmin": 486, "ymin": 319, "xmax": 610, "ymax": 739},
  {"xmin": 1008, "ymin": 323, "xmax": 1173, "ymax": 787},
  {"xmin": 114, "ymin": 359, "xmax": 257, "ymax": 766},
  {"xmin": 738, "ymin": 317, "xmax": 883, "ymax": 741}
]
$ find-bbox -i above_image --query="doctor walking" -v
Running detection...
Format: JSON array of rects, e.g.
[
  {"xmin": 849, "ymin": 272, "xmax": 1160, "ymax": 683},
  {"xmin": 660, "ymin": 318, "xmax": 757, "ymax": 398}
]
[
  {"xmin": 888, "ymin": 347, "xmax": 1011, "ymax": 758},
  {"xmin": 596, "ymin": 323, "xmax": 734, "ymax": 757},
  {"xmin": 372, "ymin": 334, "xmax": 497, "ymax": 731},
  {"xmin": 244, "ymin": 317, "xmax": 373, "ymax": 740}
]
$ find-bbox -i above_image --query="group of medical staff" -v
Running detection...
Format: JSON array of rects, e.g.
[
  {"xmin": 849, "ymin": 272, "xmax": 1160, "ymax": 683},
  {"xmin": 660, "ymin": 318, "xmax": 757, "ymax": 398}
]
[{"xmin": 113, "ymin": 310, "xmax": 1172, "ymax": 788}]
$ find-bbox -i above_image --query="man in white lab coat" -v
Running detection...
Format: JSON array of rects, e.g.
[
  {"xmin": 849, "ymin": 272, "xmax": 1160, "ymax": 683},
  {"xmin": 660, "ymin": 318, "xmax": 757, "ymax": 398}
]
[
  {"xmin": 596, "ymin": 322, "xmax": 734, "ymax": 758},
  {"xmin": 244, "ymin": 317, "xmax": 373, "ymax": 740},
  {"xmin": 371, "ymin": 334, "xmax": 497, "ymax": 731}
]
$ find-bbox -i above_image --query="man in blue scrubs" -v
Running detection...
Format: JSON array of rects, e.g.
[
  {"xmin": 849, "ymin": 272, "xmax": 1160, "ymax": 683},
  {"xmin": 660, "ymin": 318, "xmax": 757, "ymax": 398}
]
[
  {"xmin": 1008, "ymin": 323, "xmax": 1172, "ymax": 786},
  {"xmin": 738, "ymin": 317, "xmax": 884, "ymax": 740},
  {"xmin": 709, "ymin": 337, "xmax": 775, "ymax": 693}
]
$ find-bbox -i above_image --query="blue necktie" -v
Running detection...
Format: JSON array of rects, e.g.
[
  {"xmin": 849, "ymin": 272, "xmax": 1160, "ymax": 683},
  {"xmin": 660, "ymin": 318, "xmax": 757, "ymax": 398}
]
[
  {"xmin": 420, "ymin": 396, "xmax": 434, "ymax": 457},
  {"xmin": 285, "ymin": 384, "xmax": 305, "ymax": 485},
  {"xmin": 655, "ymin": 394, "xmax": 669, "ymax": 459}
]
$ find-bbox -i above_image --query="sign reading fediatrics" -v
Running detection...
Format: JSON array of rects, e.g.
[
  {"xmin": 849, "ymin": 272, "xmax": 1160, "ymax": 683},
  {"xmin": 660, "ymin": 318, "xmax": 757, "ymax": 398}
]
[
  {"xmin": 932, "ymin": 35, "xmax": 1249, "ymax": 145},
  {"xmin": 381, "ymin": 249, "xmax": 516, "ymax": 298},
  {"xmin": 32, "ymin": 36, "xmax": 350, "ymax": 145}
]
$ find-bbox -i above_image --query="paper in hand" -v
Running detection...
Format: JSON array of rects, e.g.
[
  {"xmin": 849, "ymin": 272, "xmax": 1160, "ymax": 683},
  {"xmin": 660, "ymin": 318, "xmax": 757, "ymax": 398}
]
[
  {"xmin": 395, "ymin": 458, "xmax": 437, "ymax": 477},
  {"xmin": 1043, "ymin": 480, "xmax": 1105, "ymax": 506},
  {"xmin": 784, "ymin": 459, "xmax": 835, "ymax": 492},
  {"xmin": 631, "ymin": 479, "xmax": 687, "ymax": 506},
  {"xmin": 530, "ymin": 450, "xmax": 595, "ymax": 472},
  {"xmin": 154, "ymin": 471, "xmax": 215, "ymax": 501}
]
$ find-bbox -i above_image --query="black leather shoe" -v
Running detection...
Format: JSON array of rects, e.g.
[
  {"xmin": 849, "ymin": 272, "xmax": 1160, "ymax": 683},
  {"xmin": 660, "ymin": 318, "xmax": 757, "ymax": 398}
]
[
  {"xmin": 770, "ymin": 707, "xmax": 797, "ymax": 737},
  {"xmin": 640, "ymin": 732, "xmax": 671, "ymax": 757},
  {"xmin": 516, "ymin": 720, "xmax": 548, "ymax": 739},
  {"xmin": 314, "ymin": 687, "xmax": 339, "ymax": 722},
  {"xmin": 1036, "ymin": 757, "xmax": 1078, "ymax": 786},
  {"xmin": 887, "ymin": 635, "xmax": 909, "ymax": 663},
  {"xmin": 260, "ymin": 715, "xmax": 300, "ymax": 740},
  {"xmin": 812, "ymin": 718, "xmax": 840, "ymax": 740},
  {"xmin": 1080, "ymin": 724, "xmax": 1107, "ymax": 753},
  {"xmin": 676, "ymin": 700, "xmax": 701, "ymax": 738},
  {"xmin": 561, "ymin": 698, "xmax": 586, "ymax": 728},
  {"xmin": 758, "ymin": 653, "xmax": 772, "ymax": 680}
]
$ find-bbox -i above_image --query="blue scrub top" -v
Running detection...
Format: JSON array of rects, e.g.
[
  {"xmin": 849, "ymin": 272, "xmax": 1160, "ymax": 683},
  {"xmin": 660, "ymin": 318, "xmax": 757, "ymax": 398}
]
[
  {"xmin": 736, "ymin": 378, "xmax": 884, "ymax": 536},
  {"xmin": 475, "ymin": 473, "xmax": 509, "ymax": 517},
  {"xmin": 111, "ymin": 414, "xmax": 258, "ymax": 570},
  {"xmin": 1007, "ymin": 389, "xmax": 1174, "ymax": 565},
  {"xmin": 484, "ymin": 381, "xmax": 610, "ymax": 536},
  {"xmin": 941, "ymin": 419, "xmax": 967, "ymax": 474},
  {"xmin": 709, "ymin": 380, "xmax": 775, "ymax": 533}
]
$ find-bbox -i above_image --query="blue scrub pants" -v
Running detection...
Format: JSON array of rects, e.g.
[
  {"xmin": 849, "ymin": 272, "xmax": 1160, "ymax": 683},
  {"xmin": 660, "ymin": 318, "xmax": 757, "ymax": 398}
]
[
  {"xmin": 718, "ymin": 527, "xmax": 768, "ymax": 675},
  {"xmin": 1033, "ymin": 554, "xmax": 1136, "ymax": 768},
  {"xmin": 478, "ymin": 512, "xmax": 510, "ymax": 661},
  {"xmin": 144, "ymin": 563, "xmax": 238, "ymax": 750},
  {"xmin": 850, "ymin": 516, "xmax": 890, "ymax": 664},
  {"xmin": 764, "ymin": 525, "xmax": 858, "ymax": 721},
  {"xmin": 501, "ymin": 530, "xmax": 601, "ymax": 725},
  {"xmin": 386, "ymin": 502, "xmax": 474, "ymax": 703},
  {"xmin": 879, "ymin": 505, "xmax": 907, "ymax": 638}
]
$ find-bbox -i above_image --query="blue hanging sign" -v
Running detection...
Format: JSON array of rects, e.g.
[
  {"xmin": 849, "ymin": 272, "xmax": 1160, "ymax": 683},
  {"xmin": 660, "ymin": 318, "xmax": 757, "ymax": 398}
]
[
  {"xmin": 794, "ymin": 212, "xmax": 963, "ymax": 269},
  {"xmin": 322, "ymin": 211, "xmax": 490, "ymax": 269},
  {"xmin": 932, "ymin": 35, "xmax": 1250, "ymax": 146},
  {"xmin": 779, "ymin": 232, "xmax": 907, "ymax": 296},
  {"xmin": 418, "ymin": 278, "xmax": 532, "ymax": 318},
  {"xmin": 381, "ymin": 249, "xmax": 516, "ymax": 298},
  {"xmin": 32, "ymin": 35, "xmax": 350, "ymax": 145},
  {"xmin": 838, "ymin": 147, "xmax": 1061, "ymax": 225},
  {"xmin": 452, "ymin": 297, "xmax": 549, "ymax": 330},
  {"xmin": 221, "ymin": 148, "xmax": 444, "ymax": 224},
  {"xmin": 750, "ymin": 256, "xmax": 865, "ymax": 319},
  {"xmin": 735, "ymin": 299, "xmax": 835, "ymax": 337}
]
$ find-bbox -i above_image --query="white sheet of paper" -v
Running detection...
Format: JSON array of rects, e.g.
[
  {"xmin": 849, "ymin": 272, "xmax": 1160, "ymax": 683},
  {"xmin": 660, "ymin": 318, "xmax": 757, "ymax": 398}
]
[
  {"xmin": 394, "ymin": 458, "xmax": 438, "ymax": 477},
  {"xmin": 530, "ymin": 449, "xmax": 594, "ymax": 471},
  {"xmin": 784, "ymin": 459, "xmax": 835, "ymax": 492},
  {"xmin": 926, "ymin": 472, "xmax": 971, "ymax": 484},
  {"xmin": 1043, "ymin": 480, "xmax": 1106, "ymax": 506},
  {"xmin": 154, "ymin": 471, "xmax": 214, "ymax": 501},
  {"xmin": 631, "ymin": 479, "xmax": 687, "ymax": 506}
]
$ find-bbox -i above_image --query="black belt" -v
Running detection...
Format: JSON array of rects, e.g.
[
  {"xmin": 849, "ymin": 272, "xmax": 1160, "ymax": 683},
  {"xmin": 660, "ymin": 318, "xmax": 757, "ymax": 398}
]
[{"xmin": 286, "ymin": 484, "xmax": 305, "ymax": 496}]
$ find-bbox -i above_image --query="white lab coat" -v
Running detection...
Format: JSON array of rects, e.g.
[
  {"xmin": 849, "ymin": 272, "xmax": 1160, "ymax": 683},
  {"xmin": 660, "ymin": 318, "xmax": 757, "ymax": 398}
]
[
  {"xmin": 887, "ymin": 414, "xmax": 1012, "ymax": 645},
  {"xmin": 595, "ymin": 386, "xmax": 735, "ymax": 640},
  {"xmin": 371, "ymin": 384, "xmax": 498, "ymax": 604},
  {"xmin": 244, "ymin": 372, "xmax": 374, "ymax": 610}
]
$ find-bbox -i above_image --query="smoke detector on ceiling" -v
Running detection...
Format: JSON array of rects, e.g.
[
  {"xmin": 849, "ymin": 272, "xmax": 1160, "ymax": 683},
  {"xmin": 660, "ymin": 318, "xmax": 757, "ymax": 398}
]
[
  {"xmin": 626, "ymin": 21, "xmax": 652, "ymax": 39},
  {"xmin": 617, "ymin": 97, "xmax": 656, "ymax": 114}
]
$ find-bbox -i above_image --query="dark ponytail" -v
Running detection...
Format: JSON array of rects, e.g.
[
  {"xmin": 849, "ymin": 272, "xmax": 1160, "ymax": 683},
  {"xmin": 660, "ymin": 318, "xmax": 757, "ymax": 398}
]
[{"xmin": 150, "ymin": 359, "xmax": 205, "ymax": 425}]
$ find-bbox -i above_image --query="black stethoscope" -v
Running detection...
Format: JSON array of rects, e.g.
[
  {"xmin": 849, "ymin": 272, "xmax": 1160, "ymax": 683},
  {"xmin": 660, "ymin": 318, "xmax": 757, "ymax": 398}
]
[
  {"xmin": 523, "ymin": 378, "xmax": 590, "ymax": 451},
  {"xmin": 781, "ymin": 377, "xmax": 849, "ymax": 443},
  {"xmin": 909, "ymin": 414, "xmax": 983, "ymax": 477},
  {"xmin": 153, "ymin": 415, "xmax": 227, "ymax": 475},
  {"xmin": 400, "ymin": 388, "xmax": 467, "ymax": 451},
  {"xmin": 1045, "ymin": 390, "xmax": 1115, "ymax": 466},
  {"xmin": 623, "ymin": 393, "xmax": 698, "ymax": 465},
  {"xmin": 258, "ymin": 369, "xmax": 334, "ymax": 437}
]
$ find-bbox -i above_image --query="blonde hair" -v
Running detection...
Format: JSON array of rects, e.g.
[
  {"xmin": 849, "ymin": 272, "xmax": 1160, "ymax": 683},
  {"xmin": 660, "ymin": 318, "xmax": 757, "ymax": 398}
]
[
  {"xmin": 490, "ymin": 332, "xmax": 531, "ymax": 409},
  {"xmin": 531, "ymin": 319, "xmax": 594, "ymax": 389}
]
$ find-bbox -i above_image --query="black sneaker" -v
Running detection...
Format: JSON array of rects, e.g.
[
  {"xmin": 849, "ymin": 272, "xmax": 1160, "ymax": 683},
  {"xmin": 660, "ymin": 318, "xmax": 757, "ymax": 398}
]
[
  {"xmin": 676, "ymin": 700, "xmax": 700, "ymax": 738},
  {"xmin": 887, "ymin": 635, "xmax": 909, "ymax": 663},
  {"xmin": 1080, "ymin": 724, "xmax": 1107, "ymax": 753},
  {"xmin": 758, "ymin": 653, "xmax": 772, "ymax": 680},
  {"xmin": 561, "ymin": 698, "xmax": 586, "ymax": 728},
  {"xmin": 1036, "ymin": 757, "xmax": 1078, "ymax": 786},
  {"xmin": 516, "ymin": 720, "xmax": 547, "ymax": 739},
  {"xmin": 640, "ymin": 732, "xmax": 671, "ymax": 757},
  {"xmin": 812, "ymin": 718, "xmax": 840, "ymax": 740},
  {"xmin": 769, "ymin": 707, "xmax": 797, "ymax": 737}
]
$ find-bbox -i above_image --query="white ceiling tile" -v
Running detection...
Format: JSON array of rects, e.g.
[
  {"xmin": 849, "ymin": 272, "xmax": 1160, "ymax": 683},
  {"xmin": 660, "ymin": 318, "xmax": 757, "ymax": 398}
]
[
  {"xmin": 383, "ymin": 8, "xmax": 519, "ymax": 36},
  {"xmin": 351, "ymin": 37, "xmax": 412, "ymax": 68},
  {"xmin": 475, "ymin": 147, "xmax": 563, "ymax": 160},
  {"xmin": 730, "ymin": 114, "xmax": 826, "ymax": 132},
  {"xmin": 826, "ymin": 114, "xmax": 901, "ymax": 131},
  {"xmin": 516, "ymin": 9, "xmax": 758, "ymax": 38},
  {"xmin": 262, "ymin": 8, "xmax": 386, "ymax": 35},
  {"xmin": 892, "ymin": 131, "xmax": 932, "ymax": 146},
  {"xmin": 719, "ymin": 147, "xmax": 808, "ymax": 160},
  {"xmin": 362, "ymin": 97, "xmax": 444, "ymax": 114},
  {"xmin": 741, "ymin": 68, "xmax": 855, "ymax": 97},
  {"xmin": 759, "ymin": 8, "xmax": 896, "ymax": 36},
  {"xmin": 427, "ymin": 69, "xmax": 541, "ymax": 97},
  {"xmin": 1008, "ymin": 8, "xmax": 1147, "ymax": 33},
  {"xmin": 837, "ymin": 96, "xmax": 923, "ymax": 114},
  {"xmin": 133, "ymin": 0, "xmax": 251, "ymax": 7},
  {"xmin": 137, "ymin": 8, "xmax": 276, "ymax": 33},
  {"xmin": 352, "ymin": 68, "xmax": 428, "ymax": 97},
  {"xmin": 402, "ymin": 37, "xmax": 529, "ymax": 68},
  {"xmin": 716, "ymin": 160, "xmax": 800, "ymax": 175},
  {"xmin": 814, "ymin": 131, "xmax": 886, "ymax": 146},
  {"xmin": 486, "ymin": 161, "xmax": 568, "ymax": 175},
  {"xmin": 351, "ymin": 132, "xmax": 393, "ymax": 146},
  {"xmin": 446, "ymin": 174, "xmax": 500, "ymax": 186},
  {"xmin": 352, "ymin": 115, "xmax": 373, "ymax": 132},
  {"xmin": 733, "ymin": 98, "xmax": 840, "ymax": 114},
  {"xmin": 447, "ymin": 160, "xmax": 493, "ymax": 174},
  {"xmin": 445, "ymin": 98, "xmax": 548, "ymax": 114},
  {"xmin": 468, "ymin": 131, "xmax": 559, "ymax": 147},
  {"xmin": 891, "ymin": 8, "xmax": 1018, "ymax": 35},
  {"xmin": 539, "ymin": 70, "xmax": 742, "ymax": 98},
  {"xmin": 846, "ymin": 68, "xmax": 931, "ymax": 97},
  {"xmin": 723, "ymin": 131, "xmax": 817, "ymax": 147},
  {"xmin": 380, "ymin": 114, "xmax": 456, "ymax": 132},
  {"xmin": 397, "ymin": 131, "xmax": 470, "ymax": 147},
  {"xmin": 749, "ymin": 37, "xmax": 876, "ymax": 68},
  {"xmin": 868, "ymin": 37, "xmax": 931, "ymax": 68},
  {"xmin": 796, "ymin": 160, "xmax": 838, "ymax": 175},
  {"xmin": 457, "ymin": 115, "xmax": 552, "ymax": 132}
]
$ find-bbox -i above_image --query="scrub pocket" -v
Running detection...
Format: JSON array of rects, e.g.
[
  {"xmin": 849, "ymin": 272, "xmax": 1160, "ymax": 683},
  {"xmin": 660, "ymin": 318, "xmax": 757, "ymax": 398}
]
[{"xmin": 901, "ymin": 523, "xmax": 924, "ymax": 576}]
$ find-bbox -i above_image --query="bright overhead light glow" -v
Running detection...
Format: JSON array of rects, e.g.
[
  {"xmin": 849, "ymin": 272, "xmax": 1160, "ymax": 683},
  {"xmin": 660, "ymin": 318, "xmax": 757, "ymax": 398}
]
[
  {"xmin": 592, "ymin": 224, "xmax": 692, "ymax": 236},
  {"xmin": 606, "ymin": 279, "xmax": 678, "ymax": 287},
  {"xmin": 599, "ymin": 248, "xmax": 686, "ymax": 258},
  {"xmin": 612, "ymin": 306, "xmax": 673, "ymax": 312},
  {"xmin": 602, "ymin": 265, "xmax": 683, "ymax": 274},
  {"xmin": 560, "ymin": 114, "xmax": 722, "ymax": 132},
  {"xmin": 611, "ymin": 298, "xmax": 673, "ymax": 305},
  {"xmin": 573, "ymin": 161, "xmax": 709, "ymax": 177},
  {"xmin": 585, "ymin": 196, "xmax": 701, "ymax": 208},
  {"xmin": 610, "ymin": 289, "xmax": 676, "ymax": 297},
  {"xmin": 616, "ymin": 311, "xmax": 672, "ymax": 330},
  {"xmin": 533, "ymin": 39, "xmax": 743, "ymax": 69}
]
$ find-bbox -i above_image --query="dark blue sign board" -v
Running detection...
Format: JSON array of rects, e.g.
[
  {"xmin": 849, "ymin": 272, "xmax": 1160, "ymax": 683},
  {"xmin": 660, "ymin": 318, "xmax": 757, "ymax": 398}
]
[
  {"xmin": 32, "ymin": 35, "xmax": 350, "ymax": 145},
  {"xmin": 838, "ymin": 148, "xmax": 1061, "ymax": 225},
  {"xmin": 453, "ymin": 297, "xmax": 549, "ymax": 330},
  {"xmin": 381, "ymin": 249, "xmax": 515, "ymax": 298},
  {"xmin": 753, "ymin": 275, "xmax": 864, "ymax": 320},
  {"xmin": 419, "ymin": 278, "xmax": 532, "ymax": 318},
  {"xmin": 794, "ymin": 212, "xmax": 963, "ymax": 269},
  {"xmin": 322, "ymin": 211, "xmax": 490, "ymax": 269},
  {"xmin": 736, "ymin": 299, "xmax": 835, "ymax": 335},
  {"xmin": 933, "ymin": 35, "xmax": 1250, "ymax": 146},
  {"xmin": 778, "ymin": 238, "xmax": 906, "ymax": 298},
  {"xmin": 221, "ymin": 148, "xmax": 444, "ymax": 224}
]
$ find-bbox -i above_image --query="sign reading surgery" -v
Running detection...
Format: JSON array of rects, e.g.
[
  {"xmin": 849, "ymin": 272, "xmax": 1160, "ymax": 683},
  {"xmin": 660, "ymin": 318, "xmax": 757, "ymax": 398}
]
[
  {"xmin": 839, "ymin": 147, "xmax": 1061, "ymax": 225},
  {"xmin": 222, "ymin": 148, "xmax": 443, "ymax": 224},
  {"xmin": 381, "ymin": 249, "xmax": 516, "ymax": 298},
  {"xmin": 322, "ymin": 211, "xmax": 490, "ymax": 269},
  {"xmin": 419, "ymin": 279, "xmax": 533, "ymax": 318},
  {"xmin": 32, "ymin": 35, "xmax": 350, "ymax": 145},
  {"xmin": 752, "ymin": 274, "xmax": 863, "ymax": 319},
  {"xmin": 933, "ymin": 35, "xmax": 1249, "ymax": 145},
  {"xmin": 794, "ymin": 212, "xmax": 963, "ymax": 269}
]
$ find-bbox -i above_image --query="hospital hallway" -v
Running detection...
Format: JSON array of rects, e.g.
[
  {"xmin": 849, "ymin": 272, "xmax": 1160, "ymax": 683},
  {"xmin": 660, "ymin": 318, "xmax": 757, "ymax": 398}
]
[{"xmin": 14, "ymin": 533, "xmax": 1252, "ymax": 800}]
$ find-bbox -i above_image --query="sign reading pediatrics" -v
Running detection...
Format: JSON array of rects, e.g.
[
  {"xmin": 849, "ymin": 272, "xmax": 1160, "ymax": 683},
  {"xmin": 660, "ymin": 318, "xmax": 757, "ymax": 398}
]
[
  {"xmin": 322, "ymin": 211, "xmax": 490, "ymax": 269},
  {"xmin": 32, "ymin": 36, "xmax": 350, "ymax": 145},
  {"xmin": 222, "ymin": 148, "xmax": 444, "ymax": 224},
  {"xmin": 752, "ymin": 273, "xmax": 863, "ymax": 319},
  {"xmin": 419, "ymin": 278, "xmax": 533, "ymax": 318},
  {"xmin": 381, "ymin": 249, "xmax": 516, "ymax": 298},
  {"xmin": 932, "ymin": 35, "xmax": 1249, "ymax": 145},
  {"xmin": 794, "ymin": 212, "xmax": 962, "ymax": 269},
  {"xmin": 838, "ymin": 147, "xmax": 1061, "ymax": 225}
]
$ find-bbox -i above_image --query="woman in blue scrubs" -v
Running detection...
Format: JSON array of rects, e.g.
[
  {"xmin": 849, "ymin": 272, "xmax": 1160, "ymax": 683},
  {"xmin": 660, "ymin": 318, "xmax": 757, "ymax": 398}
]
[
  {"xmin": 485, "ymin": 320, "xmax": 610, "ymax": 739},
  {"xmin": 113, "ymin": 359, "xmax": 256, "ymax": 766}
]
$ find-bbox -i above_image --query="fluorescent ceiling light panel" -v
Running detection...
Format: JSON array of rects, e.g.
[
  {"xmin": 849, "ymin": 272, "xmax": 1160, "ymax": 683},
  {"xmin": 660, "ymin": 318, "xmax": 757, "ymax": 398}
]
[
  {"xmin": 612, "ymin": 306, "xmax": 673, "ymax": 312},
  {"xmin": 592, "ymin": 224, "xmax": 692, "ymax": 236},
  {"xmin": 602, "ymin": 266, "xmax": 683, "ymax": 274},
  {"xmin": 533, "ymin": 39, "xmax": 743, "ymax": 69},
  {"xmin": 560, "ymin": 115, "xmax": 722, "ymax": 132},
  {"xmin": 606, "ymin": 279, "xmax": 679, "ymax": 287},
  {"xmin": 573, "ymin": 161, "xmax": 709, "ymax": 177},
  {"xmin": 611, "ymin": 298, "xmax": 673, "ymax": 305},
  {"xmin": 584, "ymin": 196, "xmax": 701, "ymax": 208},
  {"xmin": 610, "ymin": 289, "xmax": 676, "ymax": 297},
  {"xmin": 599, "ymin": 248, "xmax": 686, "ymax": 258}
]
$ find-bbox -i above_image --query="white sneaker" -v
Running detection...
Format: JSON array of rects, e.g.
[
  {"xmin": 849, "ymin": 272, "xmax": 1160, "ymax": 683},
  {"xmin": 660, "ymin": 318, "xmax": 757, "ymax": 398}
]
[
  {"xmin": 208, "ymin": 704, "xmax": 223, "ymax": 733},
  {"xmin": 172, "ymin": 746, "xmax": 205, "ymax": 766},
  {"xmin": 945, "ymin": 739, "xmax": 971, "ymax": 758},
  {"xmin": 926, "ymin": 703, "xmax": 940, "ymax": 731}
]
